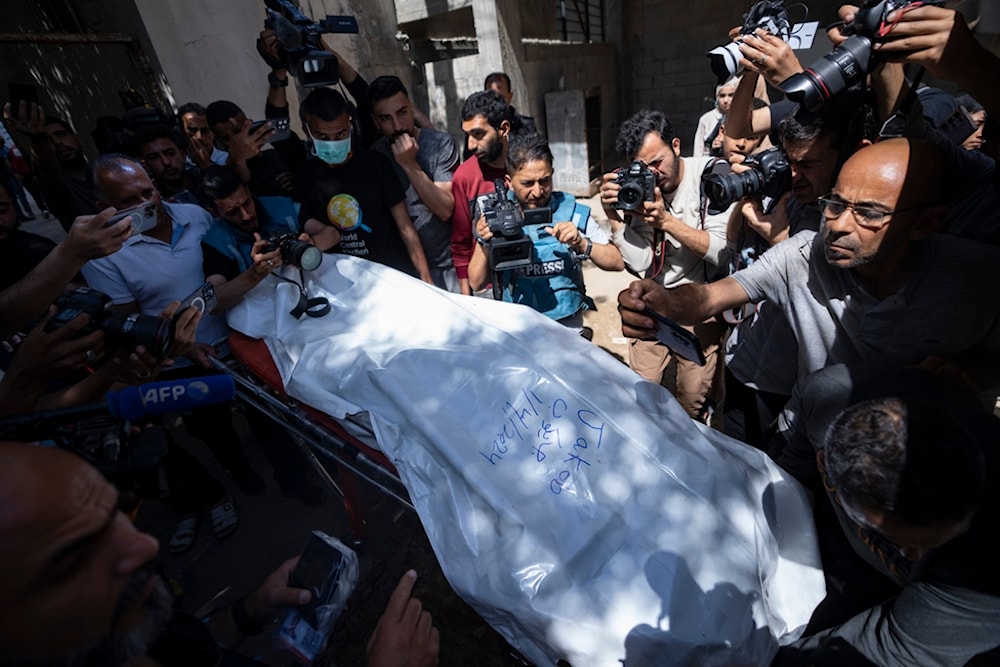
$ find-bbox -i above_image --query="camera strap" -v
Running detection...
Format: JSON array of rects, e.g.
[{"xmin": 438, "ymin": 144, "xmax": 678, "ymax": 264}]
[
  {"xmin": 273, "ymin": 270, "xmax": 331, "ymax": 319},
  {"xmin": 877, "ymin": 67, "xmax": 927, "ymax": 141}
]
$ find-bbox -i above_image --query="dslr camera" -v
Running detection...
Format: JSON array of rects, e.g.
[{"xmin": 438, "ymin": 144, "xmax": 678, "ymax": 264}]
[
  {"xmin": 614, "ymin": 160, "xmax": 657, "ymax": 212},
  {"xmin": 263, "ymin": 0, "xmax": 359, "ymax": 88},
  {"xmin": 262, "ymin": 233, "xmax": 323, "ymax": 271},
  {"xmin": 781, "ymin": 0, "xmax": 945, "ymax": 112},
  {"xmin": 702, "ymin": 147, "xmax": 791, "ymax": 210},
  {"xmin": 46, "ymin": 287, "xmax": 174, "ymax": 359},
  {"xmin": 707, "ymin": 0, "xmax": 792, "ymax": 83},
  {"xmin": 477, "ymin": 181, "xmax": 535, "ymax": 271}
]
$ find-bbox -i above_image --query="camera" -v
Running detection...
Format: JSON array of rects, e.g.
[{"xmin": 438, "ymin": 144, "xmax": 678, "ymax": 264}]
[
  {"xmin": 707, "ymin": 0, "xmax": 792, "ymax": 83},
  {"xmin": 262, "ymin": 233, "xmax": 323, "ymax": 271},
  {"xmin": 263, "ymin": 0, "xmax": 359, "ymax": 88},
  {"xmin": 46, "ymin": 287, "xmax": 174, "ymax": 360},
  {"xmin": 781, "ymin": 0, "xmax": 945, "ymax": 112},
  {"xmin": 476, "ymin": 181, "xmax": 536, "ymax": 272},
  {"xmin": 702, "ymin": 147, "xmax": 791, "ymax": 210},
  {"xmin": 614, "ymin": 161, "xmax": 657, "ymax": 212}
]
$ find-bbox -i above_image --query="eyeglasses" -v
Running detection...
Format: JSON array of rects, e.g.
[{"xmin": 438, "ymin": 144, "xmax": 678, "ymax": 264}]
[{"xmin": 817, "ymin": 195, "xmax": 934, "ymax": 230}]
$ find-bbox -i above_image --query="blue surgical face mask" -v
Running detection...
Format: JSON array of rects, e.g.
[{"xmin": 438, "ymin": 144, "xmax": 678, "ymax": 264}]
[{"xmin": 311, "ymin": 133, "xmax": 351, "ymax": 166}]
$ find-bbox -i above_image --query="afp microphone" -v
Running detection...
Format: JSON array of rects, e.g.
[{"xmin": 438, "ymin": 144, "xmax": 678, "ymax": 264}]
[{"xmin": 107, "ymin": 375, "xmax": 236, "ymax": 421}]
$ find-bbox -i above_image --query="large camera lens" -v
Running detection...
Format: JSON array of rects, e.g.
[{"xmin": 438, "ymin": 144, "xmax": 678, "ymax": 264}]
[
  {"xmin": 781, "ymin": 35, "xmax": 873, "ymax": 113},
  {"xmin": 618, "ymin": 183, "xmax": 645, "ymax": 211},
  {"xmin": 105, "ymin": 312, "xmax": 174, "ymax": 359},
  {"xmin": 702, "ymin": 171, "xmax": 764, "ymax": 210},
  {"xmin": 281, "ymin": 238, "xmax": 323, "ymax": 271}
]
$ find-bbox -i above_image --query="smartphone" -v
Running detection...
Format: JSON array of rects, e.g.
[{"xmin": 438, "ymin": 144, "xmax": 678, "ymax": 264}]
[
  {"xmin": 7, "ymin": 82, "xmax": 38, "ymax": 113},
  {"xmin": 267, "ymin": 117, "xmax": 291, "ymax": 143},
  {"xmin": 106, "ymin": 202, "xmax": 158, "ymax": 234},
  {"xmin": 938, "ymin": 106, "xmax": 978, "ymax": 146},
  {"xmin": 288, "ymin": 531, "xmax": 347, "ymax": 629},
  {"xmin": 645, "ymin": 308, "xmax": 706, "ymax": 366},
  {"xmin": 174, "ymin": 282, "xmax": 217, "ymax": 319},
  {"xmin": 249, "ymin": 119, "xmax": 268, "ymax": 136}
]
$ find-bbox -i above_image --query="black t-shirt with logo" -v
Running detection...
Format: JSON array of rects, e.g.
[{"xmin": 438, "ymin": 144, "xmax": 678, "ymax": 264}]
[{"xmin": 294, "ymin": 148, "xmax": 415, "ymax": 277}]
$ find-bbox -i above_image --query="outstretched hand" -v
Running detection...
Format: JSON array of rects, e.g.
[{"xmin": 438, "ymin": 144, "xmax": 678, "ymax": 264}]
[
  {"xmin": 244, "ymin": 555, "xmax": 312, "ymax": 625},
  {"xmin": 367, "ymin": 570, "xmax": 440, "ymax": 667}
]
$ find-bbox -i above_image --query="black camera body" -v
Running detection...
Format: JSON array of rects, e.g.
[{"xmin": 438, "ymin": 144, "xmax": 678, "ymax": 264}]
[
  {"xmin": 781, "ymin": 0, "xmax": 945, "ymax": 112},
  {"xmin": 476, "ymin": 181, "xmax": 536, "ymax": 272},
  {"xmin": 702, "ymin": 147, "xmax": 792, "ymax": 210},
  {"xmin": 614, "ymin": 161, "xmax": 657, "ymax": 212},
  {"xmin": 263, "ymin": 0, "xmax": 359, "ymax": 88},
  {"xmin": 262, "ymin": 233, "xmax": 323, "ymax": 271},
  {"xmin": 707, "ymin": 0, "xmax": 792, "ymax": 83},
  {"xmin": 46, "ymin": 287, "xmax": 174, "ymax": 359}
]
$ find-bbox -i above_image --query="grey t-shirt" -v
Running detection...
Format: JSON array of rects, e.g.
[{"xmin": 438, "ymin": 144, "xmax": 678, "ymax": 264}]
[{"xmin": 371, "ymin": 128, "xmax": 460, "ymax": 270}]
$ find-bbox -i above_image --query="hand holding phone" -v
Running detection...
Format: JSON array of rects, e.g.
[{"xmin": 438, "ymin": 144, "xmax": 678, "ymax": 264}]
[
  {"xmin": 174, "ymin": 282, "xmax": 217, "ymax": 319},
  {"xmin": 106, "ymin": 203, "xmax": 158, "ymax": 234},
  {"xmin": 645, "ymin": 308, "xmax": 706, "ymax": 366}
]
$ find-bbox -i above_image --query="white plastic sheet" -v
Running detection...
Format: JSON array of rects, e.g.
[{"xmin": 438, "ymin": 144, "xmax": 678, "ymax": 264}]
[{"xmin": 227, "ymin": 256, "xmax": 825, "ymax": 666}]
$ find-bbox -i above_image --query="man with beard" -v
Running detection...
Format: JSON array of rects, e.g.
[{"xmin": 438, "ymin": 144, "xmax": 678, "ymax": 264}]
[
  {"xmin": 177, "ymin": 102, "xmax": 228, "ymax": 169},
  {"xmin": 618, "ymin": 138, "xmax": 1000, "ymax": 438},
  {"xmin": 468, "ymin": 132, "xmax": 622, "ymax": 328},
  {"xmin": 2, "ymin": 101, "xmax": 98, "ymax": 232},
  {"xmin": 369, "ymin": 76, "xmax": 460, "ymax": 292},
  {"xmin": 295, "ymin": 88, "xmax": 432, "ymax": 283},
  {"xmin": 0, "ymin": 442, "xmax": 440, "ymax": 667},
  {"xmin": 450, "ymin": 90, "xmax": 513, "ymax": 296},
  {"xmin": 598, "ymin": 110, "xmax": 731, "ymax": 420},
  {"xmin": 136, "ymin": 127, "xmax": 200, "ymax": 205}
]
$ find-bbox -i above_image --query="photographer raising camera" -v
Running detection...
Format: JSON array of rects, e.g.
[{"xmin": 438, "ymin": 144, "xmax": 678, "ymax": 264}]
[
  {"xmin": 599, "ymin": 111, "xmax": 732, "ymax": 420},
  {"xmin": 468, "ymin": 133, "xmax": 622, "ymax": 332}
]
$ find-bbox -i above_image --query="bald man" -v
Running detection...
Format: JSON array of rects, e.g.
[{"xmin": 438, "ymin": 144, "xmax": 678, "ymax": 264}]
[
  {"xmin": 619, "ymin": 137, "xmax": 1000, "ymax": 434},
  {"xmin": 0, "ymin": 442, "xmax": 439, "ymax": 666}
]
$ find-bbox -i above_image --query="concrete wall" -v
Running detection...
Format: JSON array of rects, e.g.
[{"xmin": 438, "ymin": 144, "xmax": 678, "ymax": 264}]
[
  {"xmin": 622, "ymin": 0, "xmax": 847, "ymax": 155},
  {"xmin": 0, "ymin": 0, "xmax": 168, "ymax": 159}
]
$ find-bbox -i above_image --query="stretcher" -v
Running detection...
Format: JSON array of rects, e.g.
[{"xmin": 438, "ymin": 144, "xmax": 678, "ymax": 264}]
[
  {"xmin": 220, "ymin": 254, "xmax": 826, "ymax": 667},
  {"xmin": 212, "ymin": 332, "xmax": 409, "ymax": 542}
]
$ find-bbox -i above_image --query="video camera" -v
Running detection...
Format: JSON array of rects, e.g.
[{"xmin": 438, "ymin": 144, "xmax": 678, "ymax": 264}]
[
  {"xmin": 92, "ymin": 88, "xmax": 175, "ymax": 155},
  {"xmin": 707, "ymin": 0, "xmax": 792, "ymax": 84},
  {"xmin": 476, "ymin": 181, "xmax": 538, "ymax": 272},
  {"xmin": 263, "ymin": 0, "xmax": 359, "ymax": 88},
  {"xmin": 702, "ymin": 146, "xmax": 791, "ymax": 210},
  {"xmin": 613, "ymin": 161, "xmax": 657, "ymax": 212},
  {"xmin": 781, "ymin": 0, "xmax": 945, "ymax": 112},
  {"xmin": 47, "ymin": 287, "xmax": 174, "ymax": 360},
  {"xmin": 262, "ymin": 233, "xmax": 323, "ymax": 271}
]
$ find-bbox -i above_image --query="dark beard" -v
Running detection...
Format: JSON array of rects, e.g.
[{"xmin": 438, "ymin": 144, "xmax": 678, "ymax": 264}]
[
  {"xmin": 0, "ymin": 567, "xmax": 174, "ymax": 667},
  {"xmin": 478, "ymin": 135, "xmax": 503, "ymax": 165}
]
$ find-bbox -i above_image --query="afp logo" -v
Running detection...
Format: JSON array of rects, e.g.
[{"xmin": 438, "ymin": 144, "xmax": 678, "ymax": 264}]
[{"xmin": 142, "ymin": 380, "xmax": 211, "ymax": 405}]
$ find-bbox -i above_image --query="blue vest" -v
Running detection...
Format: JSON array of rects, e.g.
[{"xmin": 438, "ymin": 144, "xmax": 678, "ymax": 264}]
[
  {"xmin": 500, "ymin": 191, "xmax": 596, "ymax": 322},
  {"xmin": 201, "ymin": 196, "xmax": 300, "ymax": 272}
]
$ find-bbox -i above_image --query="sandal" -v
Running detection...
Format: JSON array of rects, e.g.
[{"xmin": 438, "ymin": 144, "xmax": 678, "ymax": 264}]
[
  {"xmin": 210, "ymin": 497, "xmax": 239, "ymax": 540},
  {"xmin": 169, "ymin": 515, "xmax": 200, "ymax": 555}
]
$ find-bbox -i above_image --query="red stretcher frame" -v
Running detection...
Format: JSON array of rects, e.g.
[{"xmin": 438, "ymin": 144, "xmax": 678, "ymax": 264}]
[{"xmin": 212, "ymin": 332, "xmax": 412, "ymax": 542}]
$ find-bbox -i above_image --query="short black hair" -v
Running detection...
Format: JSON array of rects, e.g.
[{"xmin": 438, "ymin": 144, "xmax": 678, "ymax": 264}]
[
  {"xmin": 178, "ymin": 102, "xmax": 207, "ymax": 118},
  {"xmin": 43, "ymin": 116, "xmax": 74, "ymax": 134},
  {"xmin": 484, "ymin": 72, "xmax": 511, "ymax": 90},
  {"xmin": 205, "ymin": 100, "xmax": 244, "ymax": 128},
  {"xmin": 368, "ymin": 75, "xmax": 409, "ymax": 106},
  {"xmin": 199, "ymin": 165, "xmax": 244, "ymax": 204},
  {"xmin": 825, "ymin": 398, "xmax": 984, "ymax": 527},
  {"xmin": 615, "ymin": 110, "xmax": 677, "ymax": 160},
  {"xmin": 506, "ymin": 132, "xmax": 552, "ymax": 175},
  {"xmin": 778, "ymin": 88, "xmax": 876, "ymax": 148},
  {"xmin": 460, "ymin": 90, "xmax": 510, "ymax": 130},
  {"xmin": 300, "ymin": 87, "xmax": 350, "ymax": 124},
  {"xmin": 135, "ymin": 125, "xmax": 186, "ymax": 154}
]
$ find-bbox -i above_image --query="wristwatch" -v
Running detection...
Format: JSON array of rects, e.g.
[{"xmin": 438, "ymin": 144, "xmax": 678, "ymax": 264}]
[
  {"xmin": 579, "ymin": 237, "xmax": 593, "ymax": 259},
  {"xmin": 268, "ymin": 72, "xmax": 289, "ymax": 88}
]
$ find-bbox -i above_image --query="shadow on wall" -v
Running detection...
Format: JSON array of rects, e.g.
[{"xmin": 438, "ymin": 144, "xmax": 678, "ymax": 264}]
[{"xmin": 0, "ymin": 40, "xmax": 168, "ymax": 161}]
